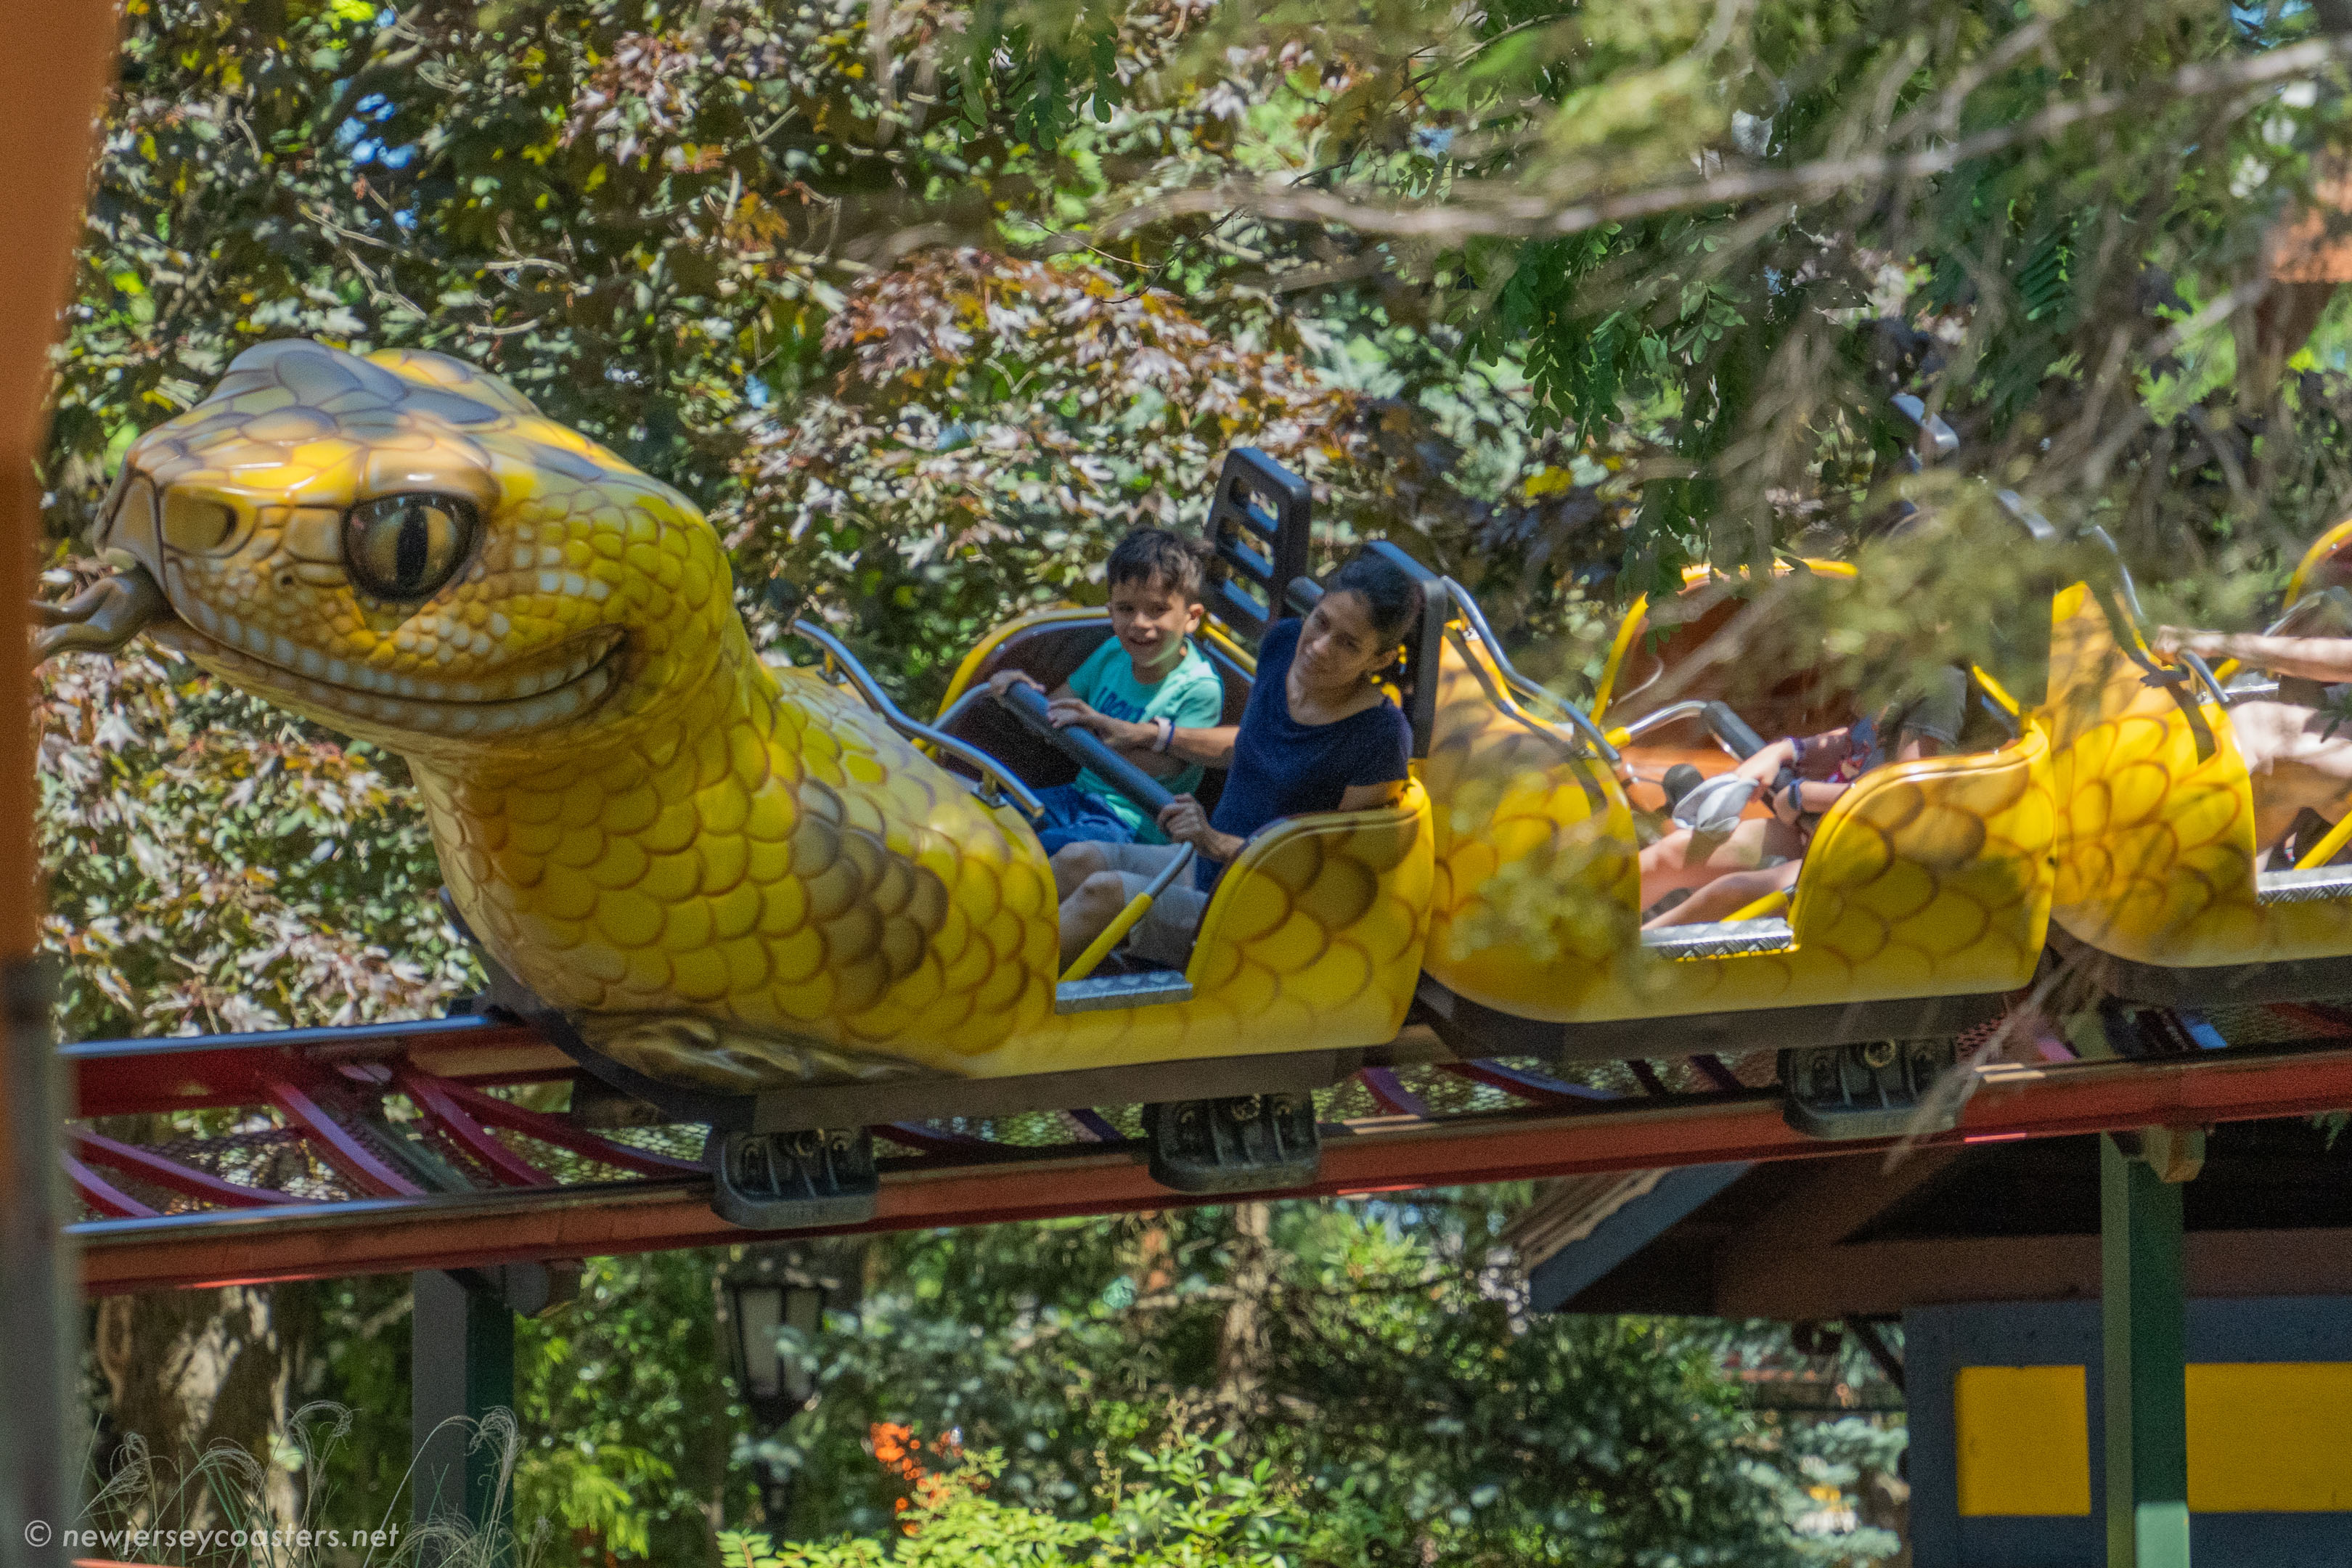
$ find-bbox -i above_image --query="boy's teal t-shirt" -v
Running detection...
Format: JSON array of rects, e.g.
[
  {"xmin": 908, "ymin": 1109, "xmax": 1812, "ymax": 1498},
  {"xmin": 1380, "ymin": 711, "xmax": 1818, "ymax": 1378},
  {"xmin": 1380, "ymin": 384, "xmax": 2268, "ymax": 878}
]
[{"xmin": 1066, "ymin": 635, "xmax": 1227, "ymax": 840}]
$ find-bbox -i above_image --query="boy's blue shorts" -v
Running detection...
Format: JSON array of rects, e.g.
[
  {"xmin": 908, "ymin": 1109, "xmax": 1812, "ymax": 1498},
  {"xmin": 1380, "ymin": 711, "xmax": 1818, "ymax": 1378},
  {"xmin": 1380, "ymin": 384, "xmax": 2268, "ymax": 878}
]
[{"xmin": 1031, "ymin": 783, "xmax": 1143, "ymax": 855}]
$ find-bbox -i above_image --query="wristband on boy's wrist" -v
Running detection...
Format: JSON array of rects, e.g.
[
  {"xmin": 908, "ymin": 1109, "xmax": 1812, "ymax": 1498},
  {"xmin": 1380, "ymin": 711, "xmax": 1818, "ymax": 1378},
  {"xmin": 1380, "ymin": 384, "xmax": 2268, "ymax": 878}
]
[{"xmin": 1153, "ymin": 716, "xmax": 1174, "ymax": 752}]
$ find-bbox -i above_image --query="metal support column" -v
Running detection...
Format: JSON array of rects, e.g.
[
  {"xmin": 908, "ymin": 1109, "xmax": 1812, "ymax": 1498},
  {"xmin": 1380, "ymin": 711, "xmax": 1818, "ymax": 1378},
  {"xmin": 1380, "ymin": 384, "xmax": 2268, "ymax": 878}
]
[
  {"xmin": 1, "ymin": 968, "xmax": 69, "ymax": 1568},
  {"xmin": 2102, "ymin": 1130, "xmax": 2196, "ymax": 1568},
  {"xmin": 412, "ymin": 1270, "xmax": 518, "ymax": 1553},
  {"xmin": 1, "ymin": 11, "xmax": 121, "ymax": 1565}
]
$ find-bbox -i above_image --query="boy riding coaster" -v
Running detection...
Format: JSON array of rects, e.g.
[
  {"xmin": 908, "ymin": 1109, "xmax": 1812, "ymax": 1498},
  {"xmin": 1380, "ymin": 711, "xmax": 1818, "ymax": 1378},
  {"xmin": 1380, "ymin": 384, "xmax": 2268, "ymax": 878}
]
[
  {"xmin": 1050, "ymin": 552, "xmax": 1424, "ymax": 968},
  {"xmin": 987, "ymin": 528, "xmax": 1230, "ymax": 855}
]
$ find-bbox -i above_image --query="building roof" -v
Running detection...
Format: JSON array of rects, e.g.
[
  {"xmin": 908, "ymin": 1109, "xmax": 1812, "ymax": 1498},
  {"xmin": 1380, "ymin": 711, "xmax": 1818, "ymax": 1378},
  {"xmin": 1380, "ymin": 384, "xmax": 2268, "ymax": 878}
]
[{"xmin": 1514, "ymin": 1116, "xmax": 2352, "ymax": 1319}]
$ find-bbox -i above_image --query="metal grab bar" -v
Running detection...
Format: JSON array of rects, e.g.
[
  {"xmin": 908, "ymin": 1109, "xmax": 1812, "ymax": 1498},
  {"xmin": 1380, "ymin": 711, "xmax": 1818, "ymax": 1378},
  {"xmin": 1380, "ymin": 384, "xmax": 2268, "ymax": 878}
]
[
  {"xmin": 1440, "ymin": 576, "xmax": 1625, "ymax": 768},
  {"xmin": 783, "ymin": 620, "xmax": 1045, "ymax": 820},
  {"xmin": 1612, "ymin": 699, "xmax": 1715, "ymax": 743},
  {"xmin": 997, "ymin": 682, "xmax": 1177, "ymax": 822},
  {"xmin": 2075, "ymin": 528, "xmax": 2236, "ymax": 714}
]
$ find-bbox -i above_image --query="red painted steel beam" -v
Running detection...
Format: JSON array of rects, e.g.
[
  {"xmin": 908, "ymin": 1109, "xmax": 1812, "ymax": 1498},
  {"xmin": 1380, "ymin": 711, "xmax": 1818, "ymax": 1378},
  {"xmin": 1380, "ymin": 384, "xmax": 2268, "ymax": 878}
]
[
  {"xmin": 68, "ymin": 1130, "xmax": 301, "ymax": 1208},
  {"xmin": 65, "ymin": 1014, "xmax": 566, "ymax": 1118},
  {"xmin": 73, "ymin": 1042, "xmax": 2352, "ymax": 1296}
]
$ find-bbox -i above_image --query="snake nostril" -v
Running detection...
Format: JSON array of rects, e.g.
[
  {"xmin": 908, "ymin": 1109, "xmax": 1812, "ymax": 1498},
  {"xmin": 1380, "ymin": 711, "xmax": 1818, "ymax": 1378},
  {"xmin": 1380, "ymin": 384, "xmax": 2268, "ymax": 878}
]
[{"xmin": 277, "ymin": 572, "xmax": 295, "ymax": 589}]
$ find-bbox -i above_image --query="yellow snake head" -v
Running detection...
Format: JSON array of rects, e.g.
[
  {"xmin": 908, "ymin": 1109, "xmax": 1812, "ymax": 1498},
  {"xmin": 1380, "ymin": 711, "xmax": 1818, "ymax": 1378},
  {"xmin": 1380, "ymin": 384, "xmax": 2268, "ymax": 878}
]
[{"xmin": 68, "ymin": 338, "xmax": 732, "ymax": 765}]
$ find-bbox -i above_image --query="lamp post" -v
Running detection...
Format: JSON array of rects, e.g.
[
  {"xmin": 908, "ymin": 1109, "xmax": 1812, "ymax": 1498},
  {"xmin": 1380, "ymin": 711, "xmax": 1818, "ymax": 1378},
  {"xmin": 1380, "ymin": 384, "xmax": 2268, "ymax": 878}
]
[{"xmin": 722, "ymin": 1251, "xmax": 830, "ymax": 1531}]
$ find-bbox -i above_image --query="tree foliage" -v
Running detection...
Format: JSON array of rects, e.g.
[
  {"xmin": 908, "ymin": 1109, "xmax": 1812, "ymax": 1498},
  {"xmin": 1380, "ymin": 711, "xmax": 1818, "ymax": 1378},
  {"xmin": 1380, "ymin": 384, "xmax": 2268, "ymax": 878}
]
[
  {"xmin": 763, "ymin": 1200, "xmax": 1897, "ymax": 1564},
  {"xmin": 52, "ymin": 0, "xmax": 2352, "ymax": 1559}
]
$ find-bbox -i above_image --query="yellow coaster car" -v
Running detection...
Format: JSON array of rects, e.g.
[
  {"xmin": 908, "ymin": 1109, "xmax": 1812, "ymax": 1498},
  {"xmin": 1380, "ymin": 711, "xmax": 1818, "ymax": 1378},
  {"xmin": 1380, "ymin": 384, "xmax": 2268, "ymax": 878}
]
[
  {"xmin": 2030, "ymin": 525, "xmax": 2352, "ymax": 1000},
  {"xmin": 41, "ymin": 343, "xmax": 1442, "ymax": 1220},
  {"xmin": 1413, "ymin": 563, "xmax": 2059, "ymax": 1074}
]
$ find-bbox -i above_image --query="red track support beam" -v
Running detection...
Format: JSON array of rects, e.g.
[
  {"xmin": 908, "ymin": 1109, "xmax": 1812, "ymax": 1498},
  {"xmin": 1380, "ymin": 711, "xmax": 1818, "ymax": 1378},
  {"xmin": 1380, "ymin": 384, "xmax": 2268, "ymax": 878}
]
[
  {"xmin": 62, "ymin": 1156, "xmax": 155, "ymax": 1220},
  {"xmin": 258, "ymin": 1069, "xmax": 422, "ymax": 1199},
  {"xmin": 72, "ymin": 1042, "xmax": 2352, "ymax": 1297},
  {"xmin": 390, "ymin": 1065, "xmax": 701, "ymax": 1182},
  {"xmin": 68, "ymin": 1130, "xmax": 301, "ymax": 1208}
]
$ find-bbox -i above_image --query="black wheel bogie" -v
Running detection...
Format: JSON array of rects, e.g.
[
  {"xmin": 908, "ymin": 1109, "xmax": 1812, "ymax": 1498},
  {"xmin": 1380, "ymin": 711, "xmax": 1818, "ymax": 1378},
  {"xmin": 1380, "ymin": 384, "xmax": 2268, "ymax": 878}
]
[{"xmin": 1143, "ymin": 1093, "xmax": 1322, "ymax": 1194}]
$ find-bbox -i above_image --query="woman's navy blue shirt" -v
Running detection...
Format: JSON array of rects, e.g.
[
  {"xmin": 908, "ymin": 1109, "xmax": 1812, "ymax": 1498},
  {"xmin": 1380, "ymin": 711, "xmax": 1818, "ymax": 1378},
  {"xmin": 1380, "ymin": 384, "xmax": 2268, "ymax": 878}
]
[{"xmin": 1199, "ymin": 618, "xmax": 1411, "ymax": 890}]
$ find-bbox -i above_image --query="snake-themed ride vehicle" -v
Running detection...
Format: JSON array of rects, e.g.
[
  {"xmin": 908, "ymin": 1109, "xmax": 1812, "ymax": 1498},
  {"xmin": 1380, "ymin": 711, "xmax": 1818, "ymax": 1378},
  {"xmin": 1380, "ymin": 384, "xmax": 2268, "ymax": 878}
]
[
  {"xmin": 2018, "ymin": 518, "xmax": 2352, "ymax": 1005},
  {"xmin": 52, "ymin": 338, "xmax": 2331, "ymax": 1226},
  {"xmin": 942, "ymin": 450, "xmax": 2070, "ymax": 1142},
  {"xmin": 36, "ymin": 339, "xmax": 1442, "ymax": 1223},
  {"xmin": 1398, "ymin": 555, "xmax": 2062, "ymax": 1139}
]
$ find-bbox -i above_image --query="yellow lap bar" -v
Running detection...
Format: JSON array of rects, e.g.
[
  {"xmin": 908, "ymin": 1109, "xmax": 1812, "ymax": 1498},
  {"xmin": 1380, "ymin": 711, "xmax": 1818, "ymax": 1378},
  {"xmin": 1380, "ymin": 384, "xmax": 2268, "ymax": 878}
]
[
  {"xmin": 1062, "ymin": 894, "xmax": 1153, "ymax": 984},
  {"xmin": 1059, "ymin": 843, "xmax": 1197, "ymax": 984},
  {"xmin": 1726, "ymin": 889, "xmax": 1791, "ymax": 922},
  {"xmin": 1604, "ymin": 726, "xmax": 1632, "ymax": 749},
  {"xmin": 2295, "ymin": 811, "xmax": 2352, "ymax": 871}
]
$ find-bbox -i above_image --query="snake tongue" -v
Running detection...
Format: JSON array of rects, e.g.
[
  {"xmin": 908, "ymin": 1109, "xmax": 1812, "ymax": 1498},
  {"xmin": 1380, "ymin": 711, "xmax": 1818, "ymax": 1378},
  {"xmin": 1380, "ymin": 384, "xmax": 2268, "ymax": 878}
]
[{"xmin": 29, "ymin": 564, "xmax": 171, "ymax": 666}]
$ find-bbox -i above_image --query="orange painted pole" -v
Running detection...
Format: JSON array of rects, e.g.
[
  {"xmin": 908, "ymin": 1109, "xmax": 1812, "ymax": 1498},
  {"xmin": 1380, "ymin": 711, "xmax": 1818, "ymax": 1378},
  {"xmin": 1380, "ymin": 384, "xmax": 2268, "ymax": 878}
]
[{"xmin": 0, "ymin": 7, "xmax": 120, "ymax": 1566}]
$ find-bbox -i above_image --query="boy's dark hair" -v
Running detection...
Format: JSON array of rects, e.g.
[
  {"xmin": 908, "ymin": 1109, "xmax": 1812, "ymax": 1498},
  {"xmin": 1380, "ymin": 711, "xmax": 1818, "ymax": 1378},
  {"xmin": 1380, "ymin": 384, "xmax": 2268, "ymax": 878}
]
[{"xmin": 1105, "ymin": 528, "xmax": 1213, "ymax": 605}]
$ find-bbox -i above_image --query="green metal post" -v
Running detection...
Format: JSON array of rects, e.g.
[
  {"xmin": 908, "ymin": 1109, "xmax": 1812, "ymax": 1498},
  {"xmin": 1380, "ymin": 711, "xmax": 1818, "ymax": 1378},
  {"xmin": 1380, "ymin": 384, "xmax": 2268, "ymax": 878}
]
[
  {"xmin": 413, "ymin": 1270, "xmax": 517, "ymax": 1560},
  {"xmin": 2102, "ymin": 1132, "xmax": 2192, "ymax": 1568}
]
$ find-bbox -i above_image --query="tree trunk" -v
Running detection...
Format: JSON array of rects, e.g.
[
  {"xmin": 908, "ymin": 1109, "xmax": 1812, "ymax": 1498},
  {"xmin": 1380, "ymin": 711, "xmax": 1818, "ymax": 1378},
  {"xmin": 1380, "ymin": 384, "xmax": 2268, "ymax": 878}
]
[
  {"xmin": 1214, "ymin": 1202, "xmax": 1275, "ymax": 1421},
  {"xmin": 92, "ymin": 1285, "xmax": 301, "ymax": 1528}
]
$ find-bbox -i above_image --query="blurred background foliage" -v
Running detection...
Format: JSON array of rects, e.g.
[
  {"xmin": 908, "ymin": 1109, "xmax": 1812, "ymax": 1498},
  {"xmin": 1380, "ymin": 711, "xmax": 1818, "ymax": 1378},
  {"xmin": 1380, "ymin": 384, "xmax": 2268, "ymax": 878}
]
[{"xmin": 45, "ymin": 0, "xmax": 2352, "ymax": 1559}]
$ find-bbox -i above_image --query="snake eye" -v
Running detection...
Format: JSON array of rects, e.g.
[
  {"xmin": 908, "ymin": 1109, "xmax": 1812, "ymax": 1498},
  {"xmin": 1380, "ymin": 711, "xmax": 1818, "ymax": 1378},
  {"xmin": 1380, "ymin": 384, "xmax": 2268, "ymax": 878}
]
[{"xmin": 343, "ymin": 494, "xmax": 476, "ymax": 600}]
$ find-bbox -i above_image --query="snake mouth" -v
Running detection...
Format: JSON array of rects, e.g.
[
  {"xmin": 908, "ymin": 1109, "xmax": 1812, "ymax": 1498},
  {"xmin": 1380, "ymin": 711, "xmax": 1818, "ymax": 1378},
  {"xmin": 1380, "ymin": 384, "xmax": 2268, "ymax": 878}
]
[{"xmin": 148, "ymin": 614, "xmax": 629, "ymax": 740}]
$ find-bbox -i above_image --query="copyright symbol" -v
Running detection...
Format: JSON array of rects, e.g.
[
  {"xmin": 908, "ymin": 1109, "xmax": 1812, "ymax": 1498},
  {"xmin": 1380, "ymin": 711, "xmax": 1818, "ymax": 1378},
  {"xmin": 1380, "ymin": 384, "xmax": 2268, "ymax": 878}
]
[{"xmin": 24, "ymin": 1521, "xmax": 51, "ymax": 1547}]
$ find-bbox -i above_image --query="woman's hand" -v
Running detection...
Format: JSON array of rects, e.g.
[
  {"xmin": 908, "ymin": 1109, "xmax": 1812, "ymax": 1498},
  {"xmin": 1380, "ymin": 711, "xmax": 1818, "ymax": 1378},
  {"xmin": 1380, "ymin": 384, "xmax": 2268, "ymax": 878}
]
[
  {"xmin": 1734, "ymin": 738, "xmax": 1798, "ymax": 784},
  {"xmin": 1157, "ymin": 794, "xmax": 1245, "ymax": 863}
]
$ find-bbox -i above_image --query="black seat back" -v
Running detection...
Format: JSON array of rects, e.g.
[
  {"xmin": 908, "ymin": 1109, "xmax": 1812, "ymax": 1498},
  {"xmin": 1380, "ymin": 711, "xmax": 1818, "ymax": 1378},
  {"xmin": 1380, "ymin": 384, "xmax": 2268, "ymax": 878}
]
[
  {"xmin": 1206, "ymin": 448, "xmax": 1312, "ymax": 644},
  {"xmin": 1362, "ymin": 541, "xmax": 1448, "ymax": 761}
]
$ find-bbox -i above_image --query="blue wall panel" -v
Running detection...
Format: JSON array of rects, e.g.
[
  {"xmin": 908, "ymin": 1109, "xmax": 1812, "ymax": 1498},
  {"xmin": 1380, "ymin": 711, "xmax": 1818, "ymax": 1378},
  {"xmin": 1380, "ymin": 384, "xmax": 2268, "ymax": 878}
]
[{"xmin": 1906, "ymin": 1296, "xmax": 2352, "ymax": 1568}]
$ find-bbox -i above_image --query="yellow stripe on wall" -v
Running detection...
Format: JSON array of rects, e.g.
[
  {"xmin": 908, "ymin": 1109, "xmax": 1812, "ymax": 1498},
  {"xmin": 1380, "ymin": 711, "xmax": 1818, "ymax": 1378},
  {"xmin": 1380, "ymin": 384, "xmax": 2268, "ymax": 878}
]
[
  {"xmin": 1952, "ymin": 1361, "xmax": 2352, "ymax": 1516},
  {"xmin": 2187, "ymin": 1363, "xmax": 2352, "ymax": 1513},
  {"xmin": 1955, "ymin": 1365, "xmax": 2092, "ymax": 1516}
]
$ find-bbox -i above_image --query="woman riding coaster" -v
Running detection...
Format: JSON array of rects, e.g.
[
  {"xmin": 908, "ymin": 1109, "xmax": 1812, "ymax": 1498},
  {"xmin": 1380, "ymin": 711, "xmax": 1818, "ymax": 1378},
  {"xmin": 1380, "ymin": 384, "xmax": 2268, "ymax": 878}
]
[
  {"xmin": 1050, "ymin": 552, "xmax": 1424, "ymax": 968},
  {"xmin": 1638, "ymin": 666, "xmax": 1969, "ymax": 929}
]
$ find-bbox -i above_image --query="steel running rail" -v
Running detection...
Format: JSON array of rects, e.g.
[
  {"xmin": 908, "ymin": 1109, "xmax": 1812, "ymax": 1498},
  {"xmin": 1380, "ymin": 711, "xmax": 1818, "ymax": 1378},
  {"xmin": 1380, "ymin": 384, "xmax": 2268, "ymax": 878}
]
[
  {"xmin": 1440, "ymin": 578, "xmax": 1625, "ymax": 767},
  {"xmin": 54, "ymin": 998, "xmax": 2352, "ymax": 1294},
  {"xmin": 783, "ymin": 618, "xmax": 1046, "ymax": 818}
]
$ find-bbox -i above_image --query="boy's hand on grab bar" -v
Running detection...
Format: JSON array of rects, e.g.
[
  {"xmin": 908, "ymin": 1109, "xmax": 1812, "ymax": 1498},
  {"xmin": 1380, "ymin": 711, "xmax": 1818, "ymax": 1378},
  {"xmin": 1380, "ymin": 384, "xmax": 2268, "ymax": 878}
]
[
  {"xmin": 1157, "ymin": 794, "xmax": 1244, "ymax": 865},
  {"xmin": 986, "ymin": 669, "xmax": 1047, "ymax": 700},
  {"xmin": 1047, "ymin": 695, "xmax": 1121, "ymax": 738}
]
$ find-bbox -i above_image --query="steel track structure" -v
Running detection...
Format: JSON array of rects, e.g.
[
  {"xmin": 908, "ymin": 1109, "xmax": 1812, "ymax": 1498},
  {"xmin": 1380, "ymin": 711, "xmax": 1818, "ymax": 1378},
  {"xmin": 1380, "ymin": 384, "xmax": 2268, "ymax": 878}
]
[{"xmin": 57, "ymin": 997, "xmax": 2352, "ymax": 1295}]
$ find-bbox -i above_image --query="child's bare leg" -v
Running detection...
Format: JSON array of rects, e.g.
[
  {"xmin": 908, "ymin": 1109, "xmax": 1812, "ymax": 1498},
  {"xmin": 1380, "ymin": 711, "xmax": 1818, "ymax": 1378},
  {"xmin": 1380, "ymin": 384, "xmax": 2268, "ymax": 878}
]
[
  {"xmin": 2231, "ymin": 701, "xmax": 2352, "ymax": 849},
  {"xmin": 1051, "ymin": 841, "xmax": 1112, "ymax": 902},
  {"xmin": 1637, "ymin": 819, "xmax": 1802, "ymax": 910},
  {"xmin": 1058, "ymin": 872, "xmax": 1128, "ymax": 967},
  {"xmin": 1643, "ymin": 861, "xmax": 1801, "ymax": 929}
]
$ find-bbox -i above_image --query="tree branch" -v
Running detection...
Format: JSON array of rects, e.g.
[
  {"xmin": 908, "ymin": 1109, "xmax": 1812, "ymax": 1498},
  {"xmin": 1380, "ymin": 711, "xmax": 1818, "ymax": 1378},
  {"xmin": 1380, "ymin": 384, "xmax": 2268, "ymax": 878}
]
[{"xmin": 1101, "ymin": 33, "xmax": 2352, "ymax": 245}]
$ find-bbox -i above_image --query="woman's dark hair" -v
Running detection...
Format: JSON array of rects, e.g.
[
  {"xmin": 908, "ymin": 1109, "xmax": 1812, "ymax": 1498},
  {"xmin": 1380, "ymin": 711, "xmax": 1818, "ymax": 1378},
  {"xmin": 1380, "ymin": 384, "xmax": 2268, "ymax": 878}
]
[{"xmin": 1321, "ymin": 550, "xmax": 1425, "ymax": 649}]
